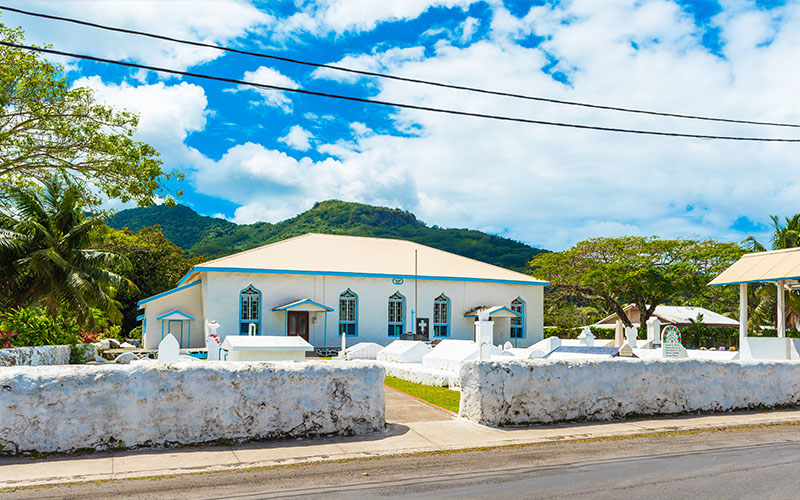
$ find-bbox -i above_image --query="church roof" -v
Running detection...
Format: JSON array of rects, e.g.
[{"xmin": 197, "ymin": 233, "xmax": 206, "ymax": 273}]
[{"xmin": 178, "ymin": 233, "xmax": 546, "ymax": 287}]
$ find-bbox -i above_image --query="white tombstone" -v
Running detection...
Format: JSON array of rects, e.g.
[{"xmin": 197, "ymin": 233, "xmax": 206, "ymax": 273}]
[
  {"xmin": 625, "ymin": 326, "xmax": 638, "ymax": 347},
  {"xmin": 503, "ymin": 341, "xmax": 513, "ymax": 351},
  {"xmin": 157, "ymin": 334, "xmax": 180, "ymax": 363},
  {"xmin": 647, "ymin": 317, "xmax": 661, "ymax": 345},
  {"xmin": 474, "ymin": 315, "xmax": 495, "ymax": 360},
  {"xmin": 578, "ymin": 327, "xmax": 595, "ymax": 346},
  {"xmin": 248, "ymin": 322, "xmax": 257, "ymax": 336},
  {"xmin": 662, "ymin": 325, "xmax": 688, "ymax": 359}
]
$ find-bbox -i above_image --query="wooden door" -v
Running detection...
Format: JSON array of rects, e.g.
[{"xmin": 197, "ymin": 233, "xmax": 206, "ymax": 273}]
[{"xmin": 287, "ymin": 311, "xmax": 309, "ymax": 342}]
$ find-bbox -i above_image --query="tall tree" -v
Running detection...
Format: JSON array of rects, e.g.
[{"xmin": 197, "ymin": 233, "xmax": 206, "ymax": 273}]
[
  {"xmin": 0, "ymin": 175, "xmax": 133, "ymax": 326},
  {"xmin": 0, "ymin": 21, "xmax": 175, "ymax": 207},
  {"xmin": 531, "ymin": 236, "xmax": 743, "ymax": 328}
]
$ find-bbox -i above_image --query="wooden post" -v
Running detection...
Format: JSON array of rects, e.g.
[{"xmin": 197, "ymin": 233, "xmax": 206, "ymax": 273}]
[
  {"xmin": 739, "ymin": 283, "xmax": 748, "ymax": 349},
  {"xmin": 777, "ymin": 280, "xmax": 786, "ymax": 338}
]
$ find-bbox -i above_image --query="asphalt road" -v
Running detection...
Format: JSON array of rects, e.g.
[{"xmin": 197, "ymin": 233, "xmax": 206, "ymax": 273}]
[{"xmin": 4, "ymin": 425, "xmax": 800, "ymax": 500}]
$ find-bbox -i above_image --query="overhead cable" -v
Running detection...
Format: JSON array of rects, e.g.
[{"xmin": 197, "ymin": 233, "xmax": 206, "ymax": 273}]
[
  {"xmin": 3, "ymin": 41, "xmax": 800, "ymax": 143},
  {"xmin": 2, "ymin": 4, "xmax": 799, "ymax": 129}
]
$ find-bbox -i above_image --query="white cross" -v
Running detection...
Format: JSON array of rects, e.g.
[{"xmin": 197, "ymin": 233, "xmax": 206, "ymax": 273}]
[{"xmin": 418, "ymin": 320, "xmax": 427, "ymax": 334}]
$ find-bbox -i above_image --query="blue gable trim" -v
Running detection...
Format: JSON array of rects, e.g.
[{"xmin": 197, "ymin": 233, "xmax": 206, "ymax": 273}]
[
  {"xmin": 138, "ymin": 280, "xmax": 201, "ymax": 307},
  {"xmin": 136, "ymin": 314, "xmax": 145, "ymax": 321},
  {"xmin": 156, "ymin": 310, "xmax": 196, "ymax": 322},
  {"xmin": 177, "ymin": 266, "xmax": 548, "ymax": 287},
  {"xmin": 464, "ymin": 305, "xmax": 521, "ymax": 317},
  {"xmin": 272, "ymin": 298, "xmax": 334, "ymax": 312}
]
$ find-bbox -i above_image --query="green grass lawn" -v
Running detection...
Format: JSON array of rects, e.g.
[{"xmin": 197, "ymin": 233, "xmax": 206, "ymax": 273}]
[{"xmin": 384, "ymin": 376, "xmax": 461, "ymax": 413}]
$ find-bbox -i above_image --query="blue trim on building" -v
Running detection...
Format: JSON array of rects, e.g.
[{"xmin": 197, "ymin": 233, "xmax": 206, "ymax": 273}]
[
  {"xmin": 433, "ymin": 293, "xmax": 450, "ymax": 337},
  {"xmin": 177, "ymin": 266, "xmax": 548, "ymax": 287},
  {"xmin": 464, "ymin": 306, "xmax": 521, "ymax": 317},
  {"xmin": 156, "ymin": 310, "xmax": 196, "ymax": 322},
  {"xmin": 510, "ymin": 297, "xmax": 526, "ymax": 345},
  {"xmin": 710, "ymin": 275, "xmax": 800, "ymax": 286},
  {"xmin": 272, "ymin": 298, "xmax": 334, "ymax": 312},
  {"xmin": 138, "ymin": 280, "xmax": 201, "ymax": 307},
  {"xmin": 338, "ymin": 289, "xmax": 358, "ymax": 337},
  {"xmin": 136, "ymin": 314, "xmax": 145, "ymax": 321},
  {"xmin": 239, "ymin": 284, "xmax": 261, "ymax": 335},
  {"xmin": 388, "ymin": 291, "xmax": 406, "ymax": 337}
]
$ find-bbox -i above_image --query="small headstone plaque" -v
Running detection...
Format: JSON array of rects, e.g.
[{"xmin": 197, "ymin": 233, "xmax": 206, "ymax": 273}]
[
  {"xmin": 661, "ymin": 325, "xmax": 688, "ymax": 358},
  {"xmin": 158, "ymin": 334, "xmax": 180, "ymax": 362}
]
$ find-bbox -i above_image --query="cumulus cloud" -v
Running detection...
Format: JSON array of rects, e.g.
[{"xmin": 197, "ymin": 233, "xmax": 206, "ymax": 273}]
[
  {"xmin": 233, "ymin": 66, "xmax": 300, "ymax": 112},
  {"xmin": 193, "ymin": 142, "xmax": 419, "ymax": 224},
  {"xmin": 2, "ymin": 0, "xmax": 271, "ymax": 71},
  {"xmin": 72, "ymin": 76, "xmax": 209, "ymax": 168},
  {"xmin": 270, "ymin": 0, "xmax": 477, "ymax": 39},
  {"xmin": 210, "ymin": 0, "xmax": 800, "ymax": 250},
  {"xmin": 278, "ymin": 125, "xmax": 314, "ymax": 151}
]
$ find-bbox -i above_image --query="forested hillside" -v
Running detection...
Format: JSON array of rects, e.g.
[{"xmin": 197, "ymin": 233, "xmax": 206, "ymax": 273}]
[{"xmin": 108, "ymin": 200, "xmax": 547, "ymax": 271}]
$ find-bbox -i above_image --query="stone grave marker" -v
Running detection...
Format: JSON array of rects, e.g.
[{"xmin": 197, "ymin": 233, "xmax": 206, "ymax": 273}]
[
  {"xmin": 661, "ymin": 325, "xmax": 688, "ymax": 358},
  {"xmin": 158, "ymin": 334, "xmax": 180, "ymax": 362}
]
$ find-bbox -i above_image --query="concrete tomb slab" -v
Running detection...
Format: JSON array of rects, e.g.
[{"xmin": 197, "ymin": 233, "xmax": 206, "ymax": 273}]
[
  {"xmin": 345, "ymin": 342, "xmax": 384, "ymax": 360},
  {"xmin": 377, "ymin": 340, "xmax": 432, "ymax": 364},
  {"xmin": 422, "ymin": 339, "xmax": 502, "ymax": 372},
  {"xmin": 221, "ymin": 335, "xmax": 313, "ymax": 361}
]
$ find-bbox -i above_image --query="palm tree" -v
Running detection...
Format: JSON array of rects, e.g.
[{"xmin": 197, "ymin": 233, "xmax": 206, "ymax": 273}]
[
  {"xmin": 744, "ymin": 215, "xmax": 800, "ymax": 332},
  {"xmin": 0, "ymin": 176, "xmax": 134, "ymax": 327}
]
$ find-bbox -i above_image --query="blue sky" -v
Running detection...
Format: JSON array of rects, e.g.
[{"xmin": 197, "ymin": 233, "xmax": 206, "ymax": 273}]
[{"xmin": 3, "ymin": 0, "xmax": 799, "ymax": 250}]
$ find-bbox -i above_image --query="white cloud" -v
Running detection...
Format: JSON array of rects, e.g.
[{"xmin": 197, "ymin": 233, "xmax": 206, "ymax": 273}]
[
  {"xmin": 72, "ymin": 76, "xmax": 208, "ymax": 168},
  {"xmin": 233, "ymin": 66, "xmax": 300, "ymax": 112},
  {"xmin": 193, "ymin": 142, "xmax": 418, "ymax": 224},
  {"xmin": 270, "ymin": 0, "xmax": 477, "ymax": 39},
  {"xmin": 311, "ymin": 46, "xmax": 426, "ymax": 83},
  {"xmin": 204, "ymin": 0, "xmax": 800, "ymax": 250},
  {"xmin": 2, "ymin": 0, "xmax": 271, "ymax": 70},
  {"xmin": 278, "ymin": 125, "xmax": 314, "ymax": 151}
]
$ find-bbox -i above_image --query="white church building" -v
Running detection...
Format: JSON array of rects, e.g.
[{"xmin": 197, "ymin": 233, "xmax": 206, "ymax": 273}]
[{"xmin": 137, "ymin": 233, "xmax": 547, "ymax": 351}]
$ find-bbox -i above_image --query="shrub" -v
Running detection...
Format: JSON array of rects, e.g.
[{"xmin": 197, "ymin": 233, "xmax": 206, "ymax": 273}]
[
  {"xmin": 0, "ymin": 308, "xmax": 80, "ymax": 347},
  {"xmin": 128, "ymin": 325, "xmax": 143, "ymax": 339}
]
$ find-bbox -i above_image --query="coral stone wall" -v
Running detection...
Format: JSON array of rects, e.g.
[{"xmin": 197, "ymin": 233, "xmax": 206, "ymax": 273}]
[
  {"xmin": 459, "ymin": 359, "xmax": 800, "ymax": 426},
  {"xmin": 0, "ymin": 361, "xmax": 384, "ymax": 453},
  {"xmin": 0, "ymin": 346, "xmax": 71, "ymax": 367}
]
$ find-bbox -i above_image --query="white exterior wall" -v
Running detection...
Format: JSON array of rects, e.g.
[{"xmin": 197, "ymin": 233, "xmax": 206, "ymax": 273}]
[
  {"xmin": 200, "ymin": 272, "xmax": 544, "ymax": 348},
  {"xmin": 142, "ymin": 282, "xmax": 203, "ymax": 350}
]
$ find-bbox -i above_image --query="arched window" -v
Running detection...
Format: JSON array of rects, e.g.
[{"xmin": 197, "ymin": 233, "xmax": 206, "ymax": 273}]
[
  {"xmin": 339, "ymin": 289, "xmax": 358, "ymax": 336},
  {"xmin": 388, "ymin": 292, "xmax": 405, "ymax": 336},
  {"xmin": 239, "ymin": 285, "xmax": 261, "ymax": 335},
  {"xmin": 433, "ymin": 294, "xmax": 450, "ymax": 337},
  {"xmin": 510, "ymin": 297, "xmax": 525, "ymax": 338}
]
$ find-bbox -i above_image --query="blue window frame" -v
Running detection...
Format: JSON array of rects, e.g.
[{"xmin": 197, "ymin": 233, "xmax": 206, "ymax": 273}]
[
  {"xmin": 339, "ymin": 289, "xmax": 357, "ymax": 336},
  {"xmin": 433, "ymin": 293, "xmax": 450, "ymax": 337},
  {"xmin": 511, "ymin": 297, "xmax": 525, "ymax": 338},
  {"xmin": 239, "ymin": 285, "xmax": 261, "ymax": 335},
  {"xmin": 388, "ymin": 291, "xmax": 405, "ymax": 336}
]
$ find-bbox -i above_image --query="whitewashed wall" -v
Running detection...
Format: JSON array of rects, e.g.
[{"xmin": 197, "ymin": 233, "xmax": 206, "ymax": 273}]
[
  {"xmin": 200, "ymin": 271, "xmax": 543, "ymax": 348},
  {"xmin": 0, "ymin": 346, "xmax": 70, "ymax": 367},
  {"xmin": 142, "ymin": 282, "xmax": 203, "ymax": 350},
  {"xmin": 460, "ymin": 359, "xmax": 800, "ymax": 426},
  {"xmin": 0, "ymin": 361, "xmax": 384, "ymax": 453}
]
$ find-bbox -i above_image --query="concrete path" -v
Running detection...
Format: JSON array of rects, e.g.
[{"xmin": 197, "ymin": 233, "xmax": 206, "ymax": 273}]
[{"xmin": 1, "ymin": 388, "xmax": 799, "ymax": 489}]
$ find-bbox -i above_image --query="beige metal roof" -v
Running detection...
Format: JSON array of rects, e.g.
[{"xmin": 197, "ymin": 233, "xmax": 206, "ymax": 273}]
[
  {"xmin": 709, "ymin": 247, "xmax": 800, "ymax": 286},
  {"xmin": 593, "ymin": 304, "xmax": 738, "ymax": 327},
  {"xmin": 181, "ymin": 233, "xmax": 547, "ymax": 286}
]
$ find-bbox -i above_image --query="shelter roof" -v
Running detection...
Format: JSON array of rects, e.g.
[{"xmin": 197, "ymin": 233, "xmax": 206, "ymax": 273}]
[
  {"xmin": 709, "ymin": 247, "xmax": 800, "ymax": 286},
  {"xmin": 272, "ymin": 299, "xmax": 334, "ymax": 312},
  {"xmin": 593, "ymin": 304, "xmax": 738, "ymax": 328},
  {"xmin": 155, "ymin": 310, "xmax": 196, "ymax": 322},
  {"xmin": 463, "ymin": 306, "xmax": 521, "ymax": 318},
  {"xmin": 177, "ymin": 233, "xmax": 547, "ymax": 287}
]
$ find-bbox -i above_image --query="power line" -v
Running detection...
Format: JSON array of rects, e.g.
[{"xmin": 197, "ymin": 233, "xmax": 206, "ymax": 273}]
[
  {"xmin": 2, "ymin": 3, "xmax": 799, "ymax": 130},
  {"xmin": 3, "ymin": 41, "xmax": 800, "ymax": 143}
]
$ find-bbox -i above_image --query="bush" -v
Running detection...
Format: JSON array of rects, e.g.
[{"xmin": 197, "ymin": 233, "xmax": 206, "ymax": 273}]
[
  {"xmin": 128, "ymin": 325, "xmax": 143, "ymax": 339},
  {"xmin": 69, "ymin": 344, "xmax": 97, "ymax": 364},
  {"xmin": 0, "ymin": 308, "xmax": 80, "ymax": 347}
]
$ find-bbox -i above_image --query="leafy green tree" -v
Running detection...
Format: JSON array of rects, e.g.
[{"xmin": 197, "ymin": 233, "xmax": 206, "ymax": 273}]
[
  {"xmin": 0, "ymin": 21, "xmax": 175, "ymax": 207},
  {"xmin": 0, "ymin": 175, "xmax": 133, "ymax": 326},
  {"xmin": 98, "ymin": 225, "xmax": 203, "ymax": 333},
  {"xmin": 531, "ymin": 236, "xmax": 743, "ymax": 328}
]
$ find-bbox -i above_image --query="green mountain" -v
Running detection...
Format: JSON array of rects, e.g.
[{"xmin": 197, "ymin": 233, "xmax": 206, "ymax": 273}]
[{"xmin": 108, "ymin": 200, "xmax": 547, "ymax": 271}]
